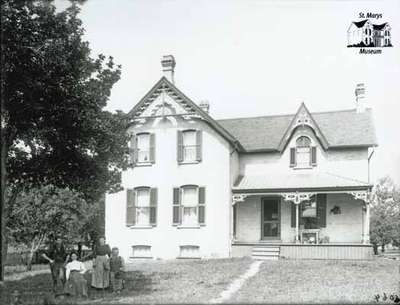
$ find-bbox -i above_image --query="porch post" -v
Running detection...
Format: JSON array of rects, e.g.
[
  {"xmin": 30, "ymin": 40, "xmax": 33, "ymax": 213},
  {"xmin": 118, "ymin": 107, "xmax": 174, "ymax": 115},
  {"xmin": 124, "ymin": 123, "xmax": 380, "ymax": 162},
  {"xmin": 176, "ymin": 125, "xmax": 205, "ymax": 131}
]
[
  {"xmin": 295, "ymin": 202, "xmax": 300, "ymax": 243},
  {"xmin": 364, "ymin": 202, "xmax": 370, "ymax": 244}
]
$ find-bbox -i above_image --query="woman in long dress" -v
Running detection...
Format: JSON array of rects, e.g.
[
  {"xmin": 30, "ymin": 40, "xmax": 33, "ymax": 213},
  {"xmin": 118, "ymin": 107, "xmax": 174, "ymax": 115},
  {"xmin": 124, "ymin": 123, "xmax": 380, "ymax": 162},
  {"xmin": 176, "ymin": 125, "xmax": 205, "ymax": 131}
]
[
  {"xmin": 91, "ymin": 237, "xmax": 111, "ymax": 289},
  {"xmin": 65, "ymin": 252, "xmax": 88, "ymax": 298}
]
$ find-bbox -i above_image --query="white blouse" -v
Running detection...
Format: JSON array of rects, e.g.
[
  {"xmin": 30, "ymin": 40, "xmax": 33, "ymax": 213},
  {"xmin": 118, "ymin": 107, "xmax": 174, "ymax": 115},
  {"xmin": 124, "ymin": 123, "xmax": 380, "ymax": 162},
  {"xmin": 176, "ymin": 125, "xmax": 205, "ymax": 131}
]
[{"xmin": 65, "ymin": 260, "xmax": 86, "ymax": 280}]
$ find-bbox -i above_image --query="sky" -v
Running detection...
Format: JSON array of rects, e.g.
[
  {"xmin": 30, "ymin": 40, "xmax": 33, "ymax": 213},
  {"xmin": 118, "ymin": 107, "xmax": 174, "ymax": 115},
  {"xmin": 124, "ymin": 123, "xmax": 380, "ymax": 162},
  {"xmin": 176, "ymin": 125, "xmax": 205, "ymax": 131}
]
[{"xmin": 57, "ymin": 0, "xmax": 400, "ymax": 184}]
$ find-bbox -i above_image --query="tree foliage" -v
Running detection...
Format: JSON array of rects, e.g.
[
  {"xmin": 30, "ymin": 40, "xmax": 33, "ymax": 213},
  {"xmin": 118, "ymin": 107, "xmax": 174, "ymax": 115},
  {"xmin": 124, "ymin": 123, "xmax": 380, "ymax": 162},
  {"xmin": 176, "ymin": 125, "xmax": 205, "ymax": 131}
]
[
  {"xmin": 7, "ymin": 185, "xmax": 91, "ymax": 269},
  {"xmin": 1, "ymin": 0, "xmax": 129, "ymax": 279},
  {"xmin": 2, "ymin": 0, "xmax": 129, "ymax": 200},
  {"xmin": 370, "ymin": 176, "xmax": 400, "ymax": 249}
]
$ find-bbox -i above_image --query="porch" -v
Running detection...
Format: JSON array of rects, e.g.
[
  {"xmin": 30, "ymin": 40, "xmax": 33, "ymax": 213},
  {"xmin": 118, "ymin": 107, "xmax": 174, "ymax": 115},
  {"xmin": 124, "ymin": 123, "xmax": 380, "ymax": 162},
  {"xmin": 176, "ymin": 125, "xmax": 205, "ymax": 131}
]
[
  {"xmin": 231, "ymin": 242, "xmax": 373, "ymax": 260},
  {"xmin": 231, "ymin": 172, "xmax": 373, "ymax": 260}
]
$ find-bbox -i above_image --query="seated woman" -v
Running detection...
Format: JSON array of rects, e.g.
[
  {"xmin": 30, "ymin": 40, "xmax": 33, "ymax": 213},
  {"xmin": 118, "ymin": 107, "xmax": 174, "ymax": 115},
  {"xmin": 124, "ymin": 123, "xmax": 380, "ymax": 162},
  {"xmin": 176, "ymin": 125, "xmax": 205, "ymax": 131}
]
[{"xmin": 65, "ymin": 251, "xmax": 88, "ymax": 298}]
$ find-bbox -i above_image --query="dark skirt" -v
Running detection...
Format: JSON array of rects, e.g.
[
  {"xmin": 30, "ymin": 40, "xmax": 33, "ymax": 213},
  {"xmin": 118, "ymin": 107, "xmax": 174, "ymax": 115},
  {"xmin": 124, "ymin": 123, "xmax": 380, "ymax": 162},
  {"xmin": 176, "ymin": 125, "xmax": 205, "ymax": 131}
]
[
  {"xmin": 91, "ymin": 255, "xmax": 110, "ymax": 288},
  {"xmin": 65, "ymin": 271, "xmax": 88, "ymax": 297}
]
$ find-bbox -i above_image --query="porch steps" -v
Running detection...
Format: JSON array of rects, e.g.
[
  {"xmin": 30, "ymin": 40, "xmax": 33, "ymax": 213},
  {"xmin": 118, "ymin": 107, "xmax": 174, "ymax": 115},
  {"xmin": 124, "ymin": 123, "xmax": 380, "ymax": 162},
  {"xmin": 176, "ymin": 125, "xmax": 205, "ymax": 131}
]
[{"xmin": 251, "ymin": 246, "xmax": 280, "ymax": 260}]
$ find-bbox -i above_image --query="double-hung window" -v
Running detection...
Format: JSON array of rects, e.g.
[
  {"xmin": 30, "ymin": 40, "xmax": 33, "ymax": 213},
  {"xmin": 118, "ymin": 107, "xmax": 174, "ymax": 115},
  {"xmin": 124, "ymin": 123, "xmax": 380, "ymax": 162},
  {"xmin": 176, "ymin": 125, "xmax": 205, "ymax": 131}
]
[
  {"xmin": 181, "ymin": 186, "xmax": 198, "ymax": 226},
  {"xmin": 126, "ymin": 187, "xmax": 157, "ymax": 227},
  {"xmin": 136, "ymin": 188, "xmax": 151, "ymax": 226},
  {"xmin": 183, "ymin": 130, "xmax": 197, "ymax": 162},
  {"xmin": 137, "ymin": 134, "xmax": 150, "ymax": 163},
  {"xmin": 290, "ymin": 136, "xmax": 317, "ymax": 168},
  {"xmin": 172, "ymin": 185, "xmax": 206, "ymax": 227},
  {"xmin": 296, "ymin": 136, "xmax": 311, "ymax": 167},
  {"xmin": 129, "ymin": 133, "xmax": 156, "ymax": 165},
  {"xmin": 177, "ymin": 130, "xmax": 202, "ymax": 163}
]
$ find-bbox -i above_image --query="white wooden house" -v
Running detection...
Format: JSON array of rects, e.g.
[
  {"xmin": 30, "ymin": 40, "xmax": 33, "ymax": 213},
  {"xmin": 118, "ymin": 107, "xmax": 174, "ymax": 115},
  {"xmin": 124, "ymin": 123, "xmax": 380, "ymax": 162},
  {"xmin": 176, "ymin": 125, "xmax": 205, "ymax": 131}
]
[{"xmin": 105, "ymin": 56, "xmax": 377, "ymax": 260}]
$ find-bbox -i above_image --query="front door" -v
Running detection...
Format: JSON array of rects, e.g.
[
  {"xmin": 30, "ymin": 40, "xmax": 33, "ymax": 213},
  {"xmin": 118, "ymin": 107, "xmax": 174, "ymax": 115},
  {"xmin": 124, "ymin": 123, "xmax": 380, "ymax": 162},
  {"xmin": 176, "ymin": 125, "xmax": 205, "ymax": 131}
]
[{"xmin": 262, "ymin": 198, "xmax": 280, "ymax": 239}]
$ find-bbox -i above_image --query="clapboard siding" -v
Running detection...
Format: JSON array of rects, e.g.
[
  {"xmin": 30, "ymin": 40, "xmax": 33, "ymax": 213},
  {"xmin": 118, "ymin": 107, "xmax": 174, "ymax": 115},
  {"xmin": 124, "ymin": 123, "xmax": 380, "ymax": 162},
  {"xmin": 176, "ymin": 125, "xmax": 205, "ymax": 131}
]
[{"xmin": 280, "ymin": 244, "xmax": 373, "ymax": 260}]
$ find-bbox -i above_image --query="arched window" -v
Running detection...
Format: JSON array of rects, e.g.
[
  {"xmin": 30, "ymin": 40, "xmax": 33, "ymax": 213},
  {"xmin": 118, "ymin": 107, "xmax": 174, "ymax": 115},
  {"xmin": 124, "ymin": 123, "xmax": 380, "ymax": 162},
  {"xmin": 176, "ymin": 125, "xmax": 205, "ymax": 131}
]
[
  {"xmin": 290, "ymin": 136, "xmax": 317, "ymax": 168},
  {"xmin": 296, "ymin": 137, "xmax": 311, "ymax": 167}
]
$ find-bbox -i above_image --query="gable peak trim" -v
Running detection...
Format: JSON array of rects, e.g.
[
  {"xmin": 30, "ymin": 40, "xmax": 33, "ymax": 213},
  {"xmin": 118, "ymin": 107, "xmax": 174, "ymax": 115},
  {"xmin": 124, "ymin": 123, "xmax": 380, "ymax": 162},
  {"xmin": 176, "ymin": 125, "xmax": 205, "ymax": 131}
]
[{"xmin": 278, "ymin": 103, "xmax": 329, "ymax": 152}]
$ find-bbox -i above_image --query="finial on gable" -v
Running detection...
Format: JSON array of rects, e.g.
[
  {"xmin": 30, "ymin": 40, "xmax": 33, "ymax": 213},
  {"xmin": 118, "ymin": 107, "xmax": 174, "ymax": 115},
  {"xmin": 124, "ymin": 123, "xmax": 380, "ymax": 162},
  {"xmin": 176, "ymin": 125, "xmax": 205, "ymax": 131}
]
[
  {"xmin": 161, "ymin": 55, "xmax": 176, "ymax": 84},
  {"xmin": 355, "ymin": 83, "xmax": 366, "ymax": 113}
]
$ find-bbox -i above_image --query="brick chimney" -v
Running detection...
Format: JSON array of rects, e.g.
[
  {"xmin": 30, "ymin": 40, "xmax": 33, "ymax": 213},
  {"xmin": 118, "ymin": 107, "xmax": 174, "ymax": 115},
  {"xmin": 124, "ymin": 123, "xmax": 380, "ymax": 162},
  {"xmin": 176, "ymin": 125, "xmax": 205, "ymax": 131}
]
[
  {"xmin": 161, "ymin": 55, "xmax": 176, "ymax": 84},
  {"xmin": 198, "ymin": 100, "xmax": 210, "ymax": 114},
  {"xmin": 355, "ymin": 83, "xmax": 366, "ymax": 113}
]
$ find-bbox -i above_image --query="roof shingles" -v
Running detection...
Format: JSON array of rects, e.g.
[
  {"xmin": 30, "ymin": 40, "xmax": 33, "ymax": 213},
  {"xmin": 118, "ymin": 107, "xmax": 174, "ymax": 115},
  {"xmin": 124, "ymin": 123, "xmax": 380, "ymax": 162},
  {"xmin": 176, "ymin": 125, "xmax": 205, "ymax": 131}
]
[{"xmin": 217, "ymin": 109, "xmax": 377, "ymax": 151}]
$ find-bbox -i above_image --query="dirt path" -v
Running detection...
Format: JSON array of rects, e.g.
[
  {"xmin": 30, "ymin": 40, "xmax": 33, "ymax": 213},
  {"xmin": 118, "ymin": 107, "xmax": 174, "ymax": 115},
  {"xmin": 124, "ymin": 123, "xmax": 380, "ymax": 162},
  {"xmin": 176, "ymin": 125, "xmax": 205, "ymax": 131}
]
[{"xmin": 209, "ymin": 260, "xmax": 263, "ymax": 303}]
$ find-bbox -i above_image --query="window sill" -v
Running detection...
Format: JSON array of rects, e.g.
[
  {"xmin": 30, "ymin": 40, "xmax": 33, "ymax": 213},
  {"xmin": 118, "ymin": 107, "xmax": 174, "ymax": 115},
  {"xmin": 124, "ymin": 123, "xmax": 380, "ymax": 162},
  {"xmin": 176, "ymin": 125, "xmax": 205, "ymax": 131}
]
[
  {"xmin": 129, "ymin": 256, "xmax": 153, "ymax": 259},
  {"xmin": 292, "ymin": 166, "xmax": 315, "ymax": 170},
  {"xmin": 135, "ymin": 162, "xmax": 153, "ymax": 167},
  {"xmin": 177, "ymin": 256, "xmax": 201, "ymax": 259},
  {"xmin": 128, "ymin": 225, "xmax": 155, "ymax": 229},
  {"xmin": 176, "ymin": 225, "xmax": 202, "ymax": 229},
  {"xmin": 178, "ymin": 161, "xmax": 200, "ymax": 165}
]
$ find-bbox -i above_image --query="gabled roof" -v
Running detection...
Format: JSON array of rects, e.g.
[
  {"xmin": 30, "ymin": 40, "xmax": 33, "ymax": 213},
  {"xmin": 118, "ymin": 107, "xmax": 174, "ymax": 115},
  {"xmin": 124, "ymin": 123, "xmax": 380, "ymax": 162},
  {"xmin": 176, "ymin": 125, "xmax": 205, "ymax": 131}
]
[
  {"xmin": 233, "ymin": 172, "xmax": 371, "ymax": 192},
  {"xmin": 373, "ymin": 23, "xmax": 388, "ymax": 30},
  {"xmin": 129, "ymin": 77, "xmax": 377, "ymax": 153},
  {"xmin": 353, "ymin": 20, "xmax": 368, "ymax": 28},
  {"xmin": 277, "ymin": 103, "xmax": 329, "ymax": 151},
  {"xmin": 128, "ymin": 77, "xmax": 244, "ymax": 150},
  {"xmin": 217, "ymin": 108, "xmax": 377, "ymax": 152}
]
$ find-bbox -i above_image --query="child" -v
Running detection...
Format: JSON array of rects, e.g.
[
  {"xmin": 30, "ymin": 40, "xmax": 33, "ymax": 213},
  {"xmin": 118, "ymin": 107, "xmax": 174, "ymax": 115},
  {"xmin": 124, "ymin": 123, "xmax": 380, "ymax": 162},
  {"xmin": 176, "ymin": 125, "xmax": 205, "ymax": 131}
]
[{"xmin": 109, "ymin": 247, "xmax": 125, "ymax": 293}]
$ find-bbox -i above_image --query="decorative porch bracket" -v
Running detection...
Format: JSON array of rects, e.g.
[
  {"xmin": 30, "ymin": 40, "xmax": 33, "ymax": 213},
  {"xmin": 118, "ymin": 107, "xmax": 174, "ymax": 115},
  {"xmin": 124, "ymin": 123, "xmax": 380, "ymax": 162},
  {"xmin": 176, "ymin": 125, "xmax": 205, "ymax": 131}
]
[
  {"xmin": 281, "ymin": 192, "xmax": 316, "ymax": 204},
  {"xmin": 346, "ymin": 190, "xmax": 370, "ymax": 203},
  {"xmin": 232, "ymin": 194, "xmax": 248, "ymax": 205}
]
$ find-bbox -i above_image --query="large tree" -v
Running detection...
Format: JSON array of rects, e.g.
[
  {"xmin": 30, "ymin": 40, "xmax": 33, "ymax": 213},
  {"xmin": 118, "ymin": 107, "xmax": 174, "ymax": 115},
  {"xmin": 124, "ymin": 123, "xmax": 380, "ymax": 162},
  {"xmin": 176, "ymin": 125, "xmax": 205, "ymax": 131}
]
[
  {"xmin": 1, "ymin": 0, "xmax": 129, "ymax": 281},
  {"xmin": 370, "ymin": 176, "xmax": 400, "ymax": 252},
  {"xmin": 7, "ymin": 185, "xmax": 91, "ymax": 270}
]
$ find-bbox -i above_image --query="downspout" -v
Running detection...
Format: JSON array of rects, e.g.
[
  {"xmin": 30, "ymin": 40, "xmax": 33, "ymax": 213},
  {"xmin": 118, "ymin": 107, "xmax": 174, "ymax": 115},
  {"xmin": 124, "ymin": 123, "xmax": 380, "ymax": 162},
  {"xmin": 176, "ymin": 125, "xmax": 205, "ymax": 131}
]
[{"xmin": 367, "ymin": 148, "xmax": 375, "ymax": 184}]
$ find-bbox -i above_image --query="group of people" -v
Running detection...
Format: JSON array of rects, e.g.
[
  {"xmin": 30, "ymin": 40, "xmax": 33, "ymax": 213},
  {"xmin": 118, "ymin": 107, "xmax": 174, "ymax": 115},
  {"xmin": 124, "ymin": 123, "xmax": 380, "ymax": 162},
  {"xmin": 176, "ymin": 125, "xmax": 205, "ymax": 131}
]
[{"xmin": 41, "ymin": 236, "xmax": 125, "ymax": 298}]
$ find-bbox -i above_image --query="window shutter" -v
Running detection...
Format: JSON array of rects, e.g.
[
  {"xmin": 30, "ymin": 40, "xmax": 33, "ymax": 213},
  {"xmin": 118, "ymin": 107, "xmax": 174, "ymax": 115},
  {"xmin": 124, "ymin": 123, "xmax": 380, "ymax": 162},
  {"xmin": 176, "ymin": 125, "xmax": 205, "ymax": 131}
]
[
  {"xmin": 299, "ymin": 203, "xmax": 304, "ymax": 225},
  {"xmin": 177, "ymin": 131, "xmax": 183, "ymax": 163},
  {"xmin": 317, "ymin": 194, "xmax": 327, "ymax": 228},
  {"xmin": 310, "ymin": 146, "xmax": 317, "ymax": 166},
  {"xmin": 196, "ymin": 130, "xmax": 202, "ymax": 162},
  {"xmin": 149, "ymin": 133, "xmax": 156, "ymax": 164},
  {"xmin": 129, "ymin": 135, "xmax": 137, "ymax": 165},
  {"xmin": 198, "ymin": 187, "xmax": 206, "ymax": 225},
  {"xmin": 126, "ymin": 189, "xmax": 136, "ymax": 226},
  {"xmin": 291, "ymin": 202, "xmax": 296, "ymax": 227},
  {"xmin": 290, "ymin": 147, "xmax": 296, "ymax": 167},
  {"xmin": 172, "ymin": 187, "xmax": 181, "ymax": 225},
  {"xmin": 149, "ymin": 188, "xmax": 157, "ymax": 225}
]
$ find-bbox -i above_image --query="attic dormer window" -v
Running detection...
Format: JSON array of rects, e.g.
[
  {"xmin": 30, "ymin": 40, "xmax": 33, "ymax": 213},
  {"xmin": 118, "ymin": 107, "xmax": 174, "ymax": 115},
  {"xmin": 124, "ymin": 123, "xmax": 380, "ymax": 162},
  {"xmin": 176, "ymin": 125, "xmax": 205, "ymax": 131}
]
[{"xmin": 290, "ymin": 136, "xmax": 317, "ymax": 168}]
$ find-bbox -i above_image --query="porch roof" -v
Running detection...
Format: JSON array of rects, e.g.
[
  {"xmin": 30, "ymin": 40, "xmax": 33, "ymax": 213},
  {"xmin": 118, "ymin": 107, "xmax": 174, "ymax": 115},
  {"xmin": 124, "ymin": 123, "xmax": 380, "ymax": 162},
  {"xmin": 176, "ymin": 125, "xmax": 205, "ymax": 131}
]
[{"xmin": 233, "ymin": 172, "xmax": 371, "ymax": 193}]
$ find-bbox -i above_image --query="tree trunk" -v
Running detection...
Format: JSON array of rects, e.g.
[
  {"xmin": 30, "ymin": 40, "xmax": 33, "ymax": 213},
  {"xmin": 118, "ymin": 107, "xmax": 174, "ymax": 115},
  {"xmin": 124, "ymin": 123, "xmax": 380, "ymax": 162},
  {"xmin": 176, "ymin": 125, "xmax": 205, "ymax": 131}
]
[
  {"xmin": 381, "ymin": 244, "xmax": 385, "ymax": 253},
  {"xmin": 0, "ymin": 137, "xmax": 8, "ymax": 282},
  {"xmin": 26, "ymin": 250, "xmax": 34, "ymax": 271}
]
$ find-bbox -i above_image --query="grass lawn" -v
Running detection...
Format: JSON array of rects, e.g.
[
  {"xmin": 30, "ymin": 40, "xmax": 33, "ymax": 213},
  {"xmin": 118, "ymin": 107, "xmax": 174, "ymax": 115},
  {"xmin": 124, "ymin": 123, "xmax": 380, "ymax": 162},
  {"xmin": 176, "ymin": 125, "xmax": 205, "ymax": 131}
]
[
  {"xmin": 232, "ymin": 257, "xmax": 400, "ymax": 304},
  {"xmin": 0, "ymin": 257, "xmax": 252, "ymax": 304}
]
